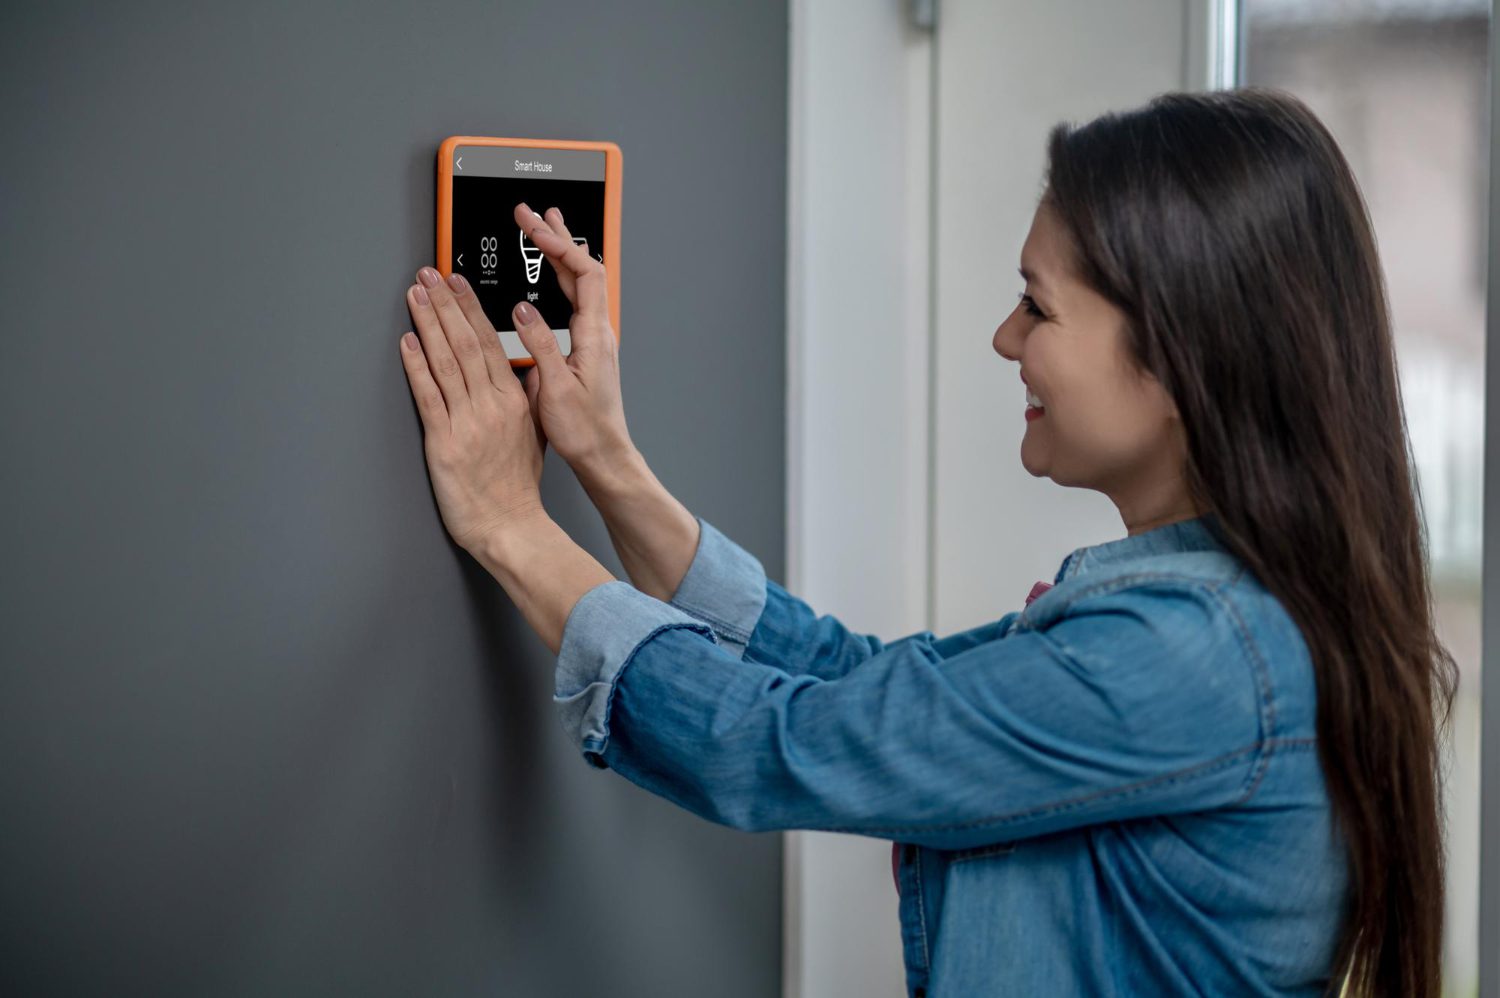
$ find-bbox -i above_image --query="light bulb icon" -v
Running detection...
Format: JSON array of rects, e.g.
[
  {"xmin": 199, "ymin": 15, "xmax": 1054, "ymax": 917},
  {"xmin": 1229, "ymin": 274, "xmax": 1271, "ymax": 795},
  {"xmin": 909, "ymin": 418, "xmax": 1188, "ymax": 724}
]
[
  {"xmin": 520, "ymin": 229, "xmax": 544, "ymax": 284},
  {"xmin": 520, "ymin": 231, "xmax": 593, "ymax": 284}
]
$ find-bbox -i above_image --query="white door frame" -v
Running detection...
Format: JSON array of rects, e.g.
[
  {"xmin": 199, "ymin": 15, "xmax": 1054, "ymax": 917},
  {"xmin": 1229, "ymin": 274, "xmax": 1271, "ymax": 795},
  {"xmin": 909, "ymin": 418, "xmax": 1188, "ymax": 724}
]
[{"xmin": 784, "ymin": 1, "xmax": 934, "ymax": 995}]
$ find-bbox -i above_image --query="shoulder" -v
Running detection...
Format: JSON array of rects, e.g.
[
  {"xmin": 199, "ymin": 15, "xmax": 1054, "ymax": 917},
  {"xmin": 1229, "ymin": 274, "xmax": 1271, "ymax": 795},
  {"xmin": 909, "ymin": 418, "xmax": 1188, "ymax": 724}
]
[
  {"xmin": 1017, "ymin": 548, "xmax": 1246, "ymax": 651},
  {"xmin": 1012, "ymin": 552, "xmax": 1274, "ymax": 751},
  {"xmin": 1017, "ymin": 548, "xmax": 1317, "ymax": 743}
]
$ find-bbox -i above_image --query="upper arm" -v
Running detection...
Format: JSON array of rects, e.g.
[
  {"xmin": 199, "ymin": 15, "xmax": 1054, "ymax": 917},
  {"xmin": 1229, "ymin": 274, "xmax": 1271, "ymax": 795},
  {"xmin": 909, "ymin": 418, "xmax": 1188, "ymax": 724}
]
[
  {"xmin": 741, "ymin": 578, "xmax": 978, "ymax": 680},
  {"xmin": 670, "ymin": 516, "xmax": 955, "ymax": 679},
  {"xmin": 744, "ymin": 581, "xmax": 1020, "ymax": 679}
]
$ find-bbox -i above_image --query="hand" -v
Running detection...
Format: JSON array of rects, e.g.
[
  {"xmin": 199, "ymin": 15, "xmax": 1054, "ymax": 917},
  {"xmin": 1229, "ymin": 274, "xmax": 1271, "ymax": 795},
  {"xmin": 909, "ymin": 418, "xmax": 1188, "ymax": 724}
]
[
  {"xmin": 399, "ymin": 266, "xmax": 548, "ymax": 554},
  {"xmin": 508, "ymin": 202, "xmax": 637, "ymax": 479}
]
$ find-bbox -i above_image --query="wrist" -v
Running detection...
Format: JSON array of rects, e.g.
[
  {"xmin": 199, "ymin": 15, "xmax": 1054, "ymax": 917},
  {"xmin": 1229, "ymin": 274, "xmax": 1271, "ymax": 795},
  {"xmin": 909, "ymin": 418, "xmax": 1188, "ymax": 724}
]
[
  {"xmin": 573, "ymin": 446, "xmax": 700, "ymax": 602},
  {"xmin": 468, "ymin": 510, "xmax": 618, "ymax": 656},
  {"xmin": 575, "ymin": 444, "xmax": 651, "ymax": 502},
  {"xmin": 471, "ymin": 507, "xmax": 558, "ymax": 576}
]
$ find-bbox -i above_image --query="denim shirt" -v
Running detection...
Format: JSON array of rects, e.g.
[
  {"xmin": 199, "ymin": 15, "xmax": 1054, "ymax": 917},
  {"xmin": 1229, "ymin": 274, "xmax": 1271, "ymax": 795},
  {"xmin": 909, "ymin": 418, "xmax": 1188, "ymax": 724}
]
[{"xmin": 554, "ymin": 514, "xmax": 1347, "ymax": 996}]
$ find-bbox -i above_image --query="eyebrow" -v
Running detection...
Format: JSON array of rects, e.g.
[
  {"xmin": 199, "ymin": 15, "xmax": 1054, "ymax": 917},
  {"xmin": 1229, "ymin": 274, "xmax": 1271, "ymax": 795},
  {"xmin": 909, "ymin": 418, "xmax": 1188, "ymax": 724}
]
[{"xmin": 1018, "ymin": 266, "xmax": 1048, "ymax": 292}]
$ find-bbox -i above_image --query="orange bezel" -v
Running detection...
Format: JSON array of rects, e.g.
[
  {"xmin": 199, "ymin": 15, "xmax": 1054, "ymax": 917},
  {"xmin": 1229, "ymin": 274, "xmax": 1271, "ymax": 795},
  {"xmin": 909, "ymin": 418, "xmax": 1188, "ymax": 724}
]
[{"xmin": 436, "ymin": 135, "xmax": 622, "ymax": 367}]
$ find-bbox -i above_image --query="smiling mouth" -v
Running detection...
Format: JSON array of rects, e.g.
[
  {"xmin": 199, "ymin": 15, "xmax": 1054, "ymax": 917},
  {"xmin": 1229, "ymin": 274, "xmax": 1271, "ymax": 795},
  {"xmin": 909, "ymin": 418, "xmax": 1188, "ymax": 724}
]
[{"xmin": 1025, "ymin": 388, "xmax": 1045, "ymax": 411}]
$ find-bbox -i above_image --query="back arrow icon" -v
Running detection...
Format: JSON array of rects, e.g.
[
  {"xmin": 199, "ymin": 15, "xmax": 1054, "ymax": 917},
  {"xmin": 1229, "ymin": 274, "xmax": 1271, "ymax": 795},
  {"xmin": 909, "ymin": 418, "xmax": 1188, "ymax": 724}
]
[
  {"xmin": 457, "ymin": 253, "xmax": 464, "ymax": 266},
  {"xmin": 456, "ymin": 156, "xmax": 463, "ymax": 171}
]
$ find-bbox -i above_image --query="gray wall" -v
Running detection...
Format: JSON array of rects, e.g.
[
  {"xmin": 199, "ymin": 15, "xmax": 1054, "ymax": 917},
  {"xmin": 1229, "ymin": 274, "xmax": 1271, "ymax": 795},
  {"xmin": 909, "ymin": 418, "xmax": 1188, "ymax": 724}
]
[{"xmin": 0, "ymin": 2, "xmax": 786, "ymax": 995}]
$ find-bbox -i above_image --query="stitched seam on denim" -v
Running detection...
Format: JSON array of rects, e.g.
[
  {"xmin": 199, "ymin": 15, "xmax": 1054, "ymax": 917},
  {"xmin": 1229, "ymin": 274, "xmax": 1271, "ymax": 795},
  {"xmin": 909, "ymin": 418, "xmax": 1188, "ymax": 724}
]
[
  {"xmin": 1012, "ymin": 568, "xmax": 1236, "ymax": 632},
  {"xmin": 949, "ymin": 841, "xmax": 1018, "ymax": 864},
  {"xmin": 669, "ymin": 598, "xmax": 753, "ymax": 644},
  {"xmin": 823, "ymin": 742, "xmax": 1263, "ymax": 837},
  {"xmin": 669, "ymin": 599, "xmax": 744, "ymax": 638},
  {"xmin": 896, "ymin": 880, "xmax": 927, "ymax": 986},
  {"xmin": 1217, "ymin": 566, "xmax": 1280, "ymax": 804},
  {"xmin": 585, "ymin": 620, "xmax": 716, "ymax": 755},
  {"xmin": 913, "ymin": 847, "xmax": 930, "ymax": 973},
  {"xmin": 948, "ymin": 738, "xmax": 1314, "ymax": 858}
]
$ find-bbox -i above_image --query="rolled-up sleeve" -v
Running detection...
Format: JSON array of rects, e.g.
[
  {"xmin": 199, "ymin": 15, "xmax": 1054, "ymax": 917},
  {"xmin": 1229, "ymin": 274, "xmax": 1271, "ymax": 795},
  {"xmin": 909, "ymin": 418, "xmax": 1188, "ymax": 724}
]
[
  {"xmin": 666, "ymin": 517, "xmax": 769, "ymax": 659},
  {"xmin": 669, "ymin": 516, "xmax": 936, "ymax": 680},
  {"xmin": 562, "ymin": 577, "xmax": 1268, "ymax": 851},
  {"xmin": 555, "ymin": 580, "xmax": 718, "ymax": 768}
]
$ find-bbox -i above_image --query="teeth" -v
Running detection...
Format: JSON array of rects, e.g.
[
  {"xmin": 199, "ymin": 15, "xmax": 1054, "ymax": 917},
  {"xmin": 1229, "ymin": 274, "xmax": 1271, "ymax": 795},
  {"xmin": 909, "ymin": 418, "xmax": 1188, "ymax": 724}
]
[{"xmin": 1026, "ymin": 388, "xmax": 1044, "ymax": 408}]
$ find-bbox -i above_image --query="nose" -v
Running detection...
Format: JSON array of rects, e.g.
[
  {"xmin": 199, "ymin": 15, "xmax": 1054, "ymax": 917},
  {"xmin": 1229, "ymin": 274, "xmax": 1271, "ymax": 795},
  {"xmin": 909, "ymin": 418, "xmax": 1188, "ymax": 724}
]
[{"xmin": 993, "ymin": 308, "xmax": 1024, "ymax": 361}]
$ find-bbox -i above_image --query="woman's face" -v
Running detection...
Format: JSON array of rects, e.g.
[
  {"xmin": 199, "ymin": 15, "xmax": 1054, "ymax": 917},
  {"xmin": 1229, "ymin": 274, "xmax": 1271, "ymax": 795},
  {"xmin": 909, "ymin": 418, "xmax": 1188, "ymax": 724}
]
[{"xmin": 993, "ymin": 199, "xmax": 1187, "ymax": 512}]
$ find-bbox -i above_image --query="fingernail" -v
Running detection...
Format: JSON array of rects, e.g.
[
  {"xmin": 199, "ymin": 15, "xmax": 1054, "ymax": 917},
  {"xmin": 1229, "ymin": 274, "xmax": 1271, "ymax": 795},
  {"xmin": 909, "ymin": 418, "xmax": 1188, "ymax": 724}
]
[
  {"xmin": 447, "ymin": 273, "xmax": 469, "ymax": 293},
  {"xmin": 551, "ymin": 207, "xmax": 565, "ymax": 224},
  {"xmin": 418, "ymin": 267, "xmax": 441, "ymax": 288},
  {"xmin": 412, "ymin": 285, "xmax": 429, "ymax": 306},
  {"xmin": 514, "ymin": 302, "xmax": 534, "ymax": 323},
  {"xmin": 402, "ymin": 332, "xmax": 418, "ymax": 351}
]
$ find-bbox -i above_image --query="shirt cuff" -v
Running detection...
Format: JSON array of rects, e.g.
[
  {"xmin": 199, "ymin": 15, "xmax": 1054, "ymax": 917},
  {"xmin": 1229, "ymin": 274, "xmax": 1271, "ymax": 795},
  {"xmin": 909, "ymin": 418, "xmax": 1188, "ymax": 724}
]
[
  {"xmin": 666, "ymin": 517, "xmax": 769, "ymax": 660},
  {"xmin": 555, "ymin": 580, "xmax": 718, "ymax": 768}
]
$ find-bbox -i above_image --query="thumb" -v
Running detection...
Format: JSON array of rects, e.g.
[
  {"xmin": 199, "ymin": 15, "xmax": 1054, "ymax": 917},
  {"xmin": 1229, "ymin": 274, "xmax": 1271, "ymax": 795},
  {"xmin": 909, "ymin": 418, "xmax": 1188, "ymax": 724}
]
[
  {"xmin": 524, "ymin": 364, "xmax": 544, "ymax": 422},
  {"xmin": 512, "ymin": 301, "xmax": 569, "ymax": 384},
  {"xmin": 525, "ymin": 366, "xmax": 547, "ymax": 453}
]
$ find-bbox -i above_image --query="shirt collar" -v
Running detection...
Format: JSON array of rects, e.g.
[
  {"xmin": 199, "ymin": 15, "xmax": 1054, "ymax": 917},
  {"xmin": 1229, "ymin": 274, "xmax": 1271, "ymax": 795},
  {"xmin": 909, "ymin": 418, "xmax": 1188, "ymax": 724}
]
[{"xmin": 1054, "ymin": 512, "xmax": 1229, "ymax": 584}]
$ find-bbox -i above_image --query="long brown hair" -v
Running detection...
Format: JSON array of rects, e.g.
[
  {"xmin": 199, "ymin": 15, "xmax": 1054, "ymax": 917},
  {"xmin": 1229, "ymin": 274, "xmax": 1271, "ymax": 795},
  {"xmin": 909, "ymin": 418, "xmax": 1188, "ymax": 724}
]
[{"xmin": 1041, "ymin": 87, "xmax": 1459, "ymax": 996}]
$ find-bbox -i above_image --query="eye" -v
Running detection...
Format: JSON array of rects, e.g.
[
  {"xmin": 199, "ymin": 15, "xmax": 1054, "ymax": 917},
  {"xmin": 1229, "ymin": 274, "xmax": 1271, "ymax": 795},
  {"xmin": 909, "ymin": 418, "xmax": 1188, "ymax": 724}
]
[{"xmin": 1017, "ymin": 291, "xmax": 1045, "ymax": 319}]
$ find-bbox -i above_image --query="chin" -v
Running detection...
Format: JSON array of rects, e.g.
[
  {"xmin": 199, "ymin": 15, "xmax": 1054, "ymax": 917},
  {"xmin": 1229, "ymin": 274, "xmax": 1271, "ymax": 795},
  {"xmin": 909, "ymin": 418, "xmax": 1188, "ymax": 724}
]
[{"xmin": 1018, "ymin": 441, "xmax": 1048, "ymax": 479}]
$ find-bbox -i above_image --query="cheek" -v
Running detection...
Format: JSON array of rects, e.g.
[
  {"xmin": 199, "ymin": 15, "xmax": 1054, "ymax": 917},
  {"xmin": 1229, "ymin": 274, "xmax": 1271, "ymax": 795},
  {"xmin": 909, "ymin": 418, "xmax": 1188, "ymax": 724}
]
[{"xmin": 1040, "ymin": 375, "xmax": 1167, "ymax": 466}]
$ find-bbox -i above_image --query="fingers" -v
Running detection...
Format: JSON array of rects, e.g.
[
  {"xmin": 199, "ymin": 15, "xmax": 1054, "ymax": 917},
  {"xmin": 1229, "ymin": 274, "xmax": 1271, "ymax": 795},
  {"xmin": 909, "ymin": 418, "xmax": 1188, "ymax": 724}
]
[
  {"xmin": 444, "ymin": 271, "xmax": 519, "ymax": 390},
  {"xmin": 399, "ymin": 331, "xmax": 450, "ymax": 434},
  {"xmin": 513, "ymin": 202, "xmax": 609, "ymax": 319},
  {"xmin": 407, "ymin": 282, "xmax": 470, "ymax": 412},
  {"xmin": 512, "ymin": 301, "xmax": 571, "ymax": 385},
  {"xmin": 536, "ymin": 206, "xmax": 580, "ymax": 305},
  {"xmin": 413, "ymin": 266, "xmax": 494, "ymax": 401}
]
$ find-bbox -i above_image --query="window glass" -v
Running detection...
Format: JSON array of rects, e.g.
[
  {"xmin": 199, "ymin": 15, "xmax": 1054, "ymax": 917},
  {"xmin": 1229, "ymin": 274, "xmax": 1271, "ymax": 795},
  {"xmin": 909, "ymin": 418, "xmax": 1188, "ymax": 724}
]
[{"xmin": 1240, "ymin": 2, "xmax": 1488, "ymax": 993}]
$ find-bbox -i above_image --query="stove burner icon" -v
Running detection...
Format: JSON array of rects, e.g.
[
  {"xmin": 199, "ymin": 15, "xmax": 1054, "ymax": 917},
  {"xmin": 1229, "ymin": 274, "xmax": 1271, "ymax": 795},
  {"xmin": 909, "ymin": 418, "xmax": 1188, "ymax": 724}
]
[{"xmin": 519, "ymin": 229, "xmax": 592, "ymax": 284}]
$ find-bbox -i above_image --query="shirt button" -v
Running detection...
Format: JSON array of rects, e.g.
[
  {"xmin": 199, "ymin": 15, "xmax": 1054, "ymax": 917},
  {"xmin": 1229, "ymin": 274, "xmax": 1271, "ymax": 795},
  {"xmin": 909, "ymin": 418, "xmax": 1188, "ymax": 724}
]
[
  {"xmin": 914, "ymin": 988, "xmax": 926, "ymax": 998},
  {"xmin": 903, "ymin": 844, "xmax": 916, "ymax": 863}
]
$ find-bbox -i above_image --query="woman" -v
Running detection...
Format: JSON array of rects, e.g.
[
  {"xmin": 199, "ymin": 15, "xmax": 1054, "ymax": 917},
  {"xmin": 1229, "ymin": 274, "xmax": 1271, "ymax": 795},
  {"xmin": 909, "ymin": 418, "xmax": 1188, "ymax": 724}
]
[{"xmin": 396, "ymin": 87, "xmax": 1456, "ymax": 997}]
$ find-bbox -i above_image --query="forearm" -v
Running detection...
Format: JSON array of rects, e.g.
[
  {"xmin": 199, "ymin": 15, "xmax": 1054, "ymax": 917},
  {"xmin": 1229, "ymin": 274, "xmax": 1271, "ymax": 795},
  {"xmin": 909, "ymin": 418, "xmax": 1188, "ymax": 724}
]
[
  {"xmin": 471, "ymin": 513, "xmax": 617, "ymax": 656},
  {"xmin": 574, "ymin": 448, "xmax": 700, "ymax": 603}
]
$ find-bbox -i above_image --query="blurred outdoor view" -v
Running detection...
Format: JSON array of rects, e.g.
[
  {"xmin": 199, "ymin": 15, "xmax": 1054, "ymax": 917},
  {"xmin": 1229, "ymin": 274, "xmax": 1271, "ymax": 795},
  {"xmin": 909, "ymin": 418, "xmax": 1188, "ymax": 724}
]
[{"xmin": 1240, "ymin": 1, "xmax": 1488, "ymax": 993}]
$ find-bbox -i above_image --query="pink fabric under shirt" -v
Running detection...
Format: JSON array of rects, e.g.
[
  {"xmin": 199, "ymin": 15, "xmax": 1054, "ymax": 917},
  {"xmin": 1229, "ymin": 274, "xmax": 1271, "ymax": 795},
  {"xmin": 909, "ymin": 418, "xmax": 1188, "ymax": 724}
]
[{"xmin": 891, "ymin": 579, "xmax": 1055, "ymax": 892}]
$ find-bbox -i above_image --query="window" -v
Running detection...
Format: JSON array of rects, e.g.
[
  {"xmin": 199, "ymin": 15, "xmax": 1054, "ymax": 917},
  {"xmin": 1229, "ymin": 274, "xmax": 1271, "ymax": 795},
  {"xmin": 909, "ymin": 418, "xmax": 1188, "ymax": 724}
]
[{"xmin": 1239, "ymin": 2, "xmax": 1488, "ymax": 993}]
